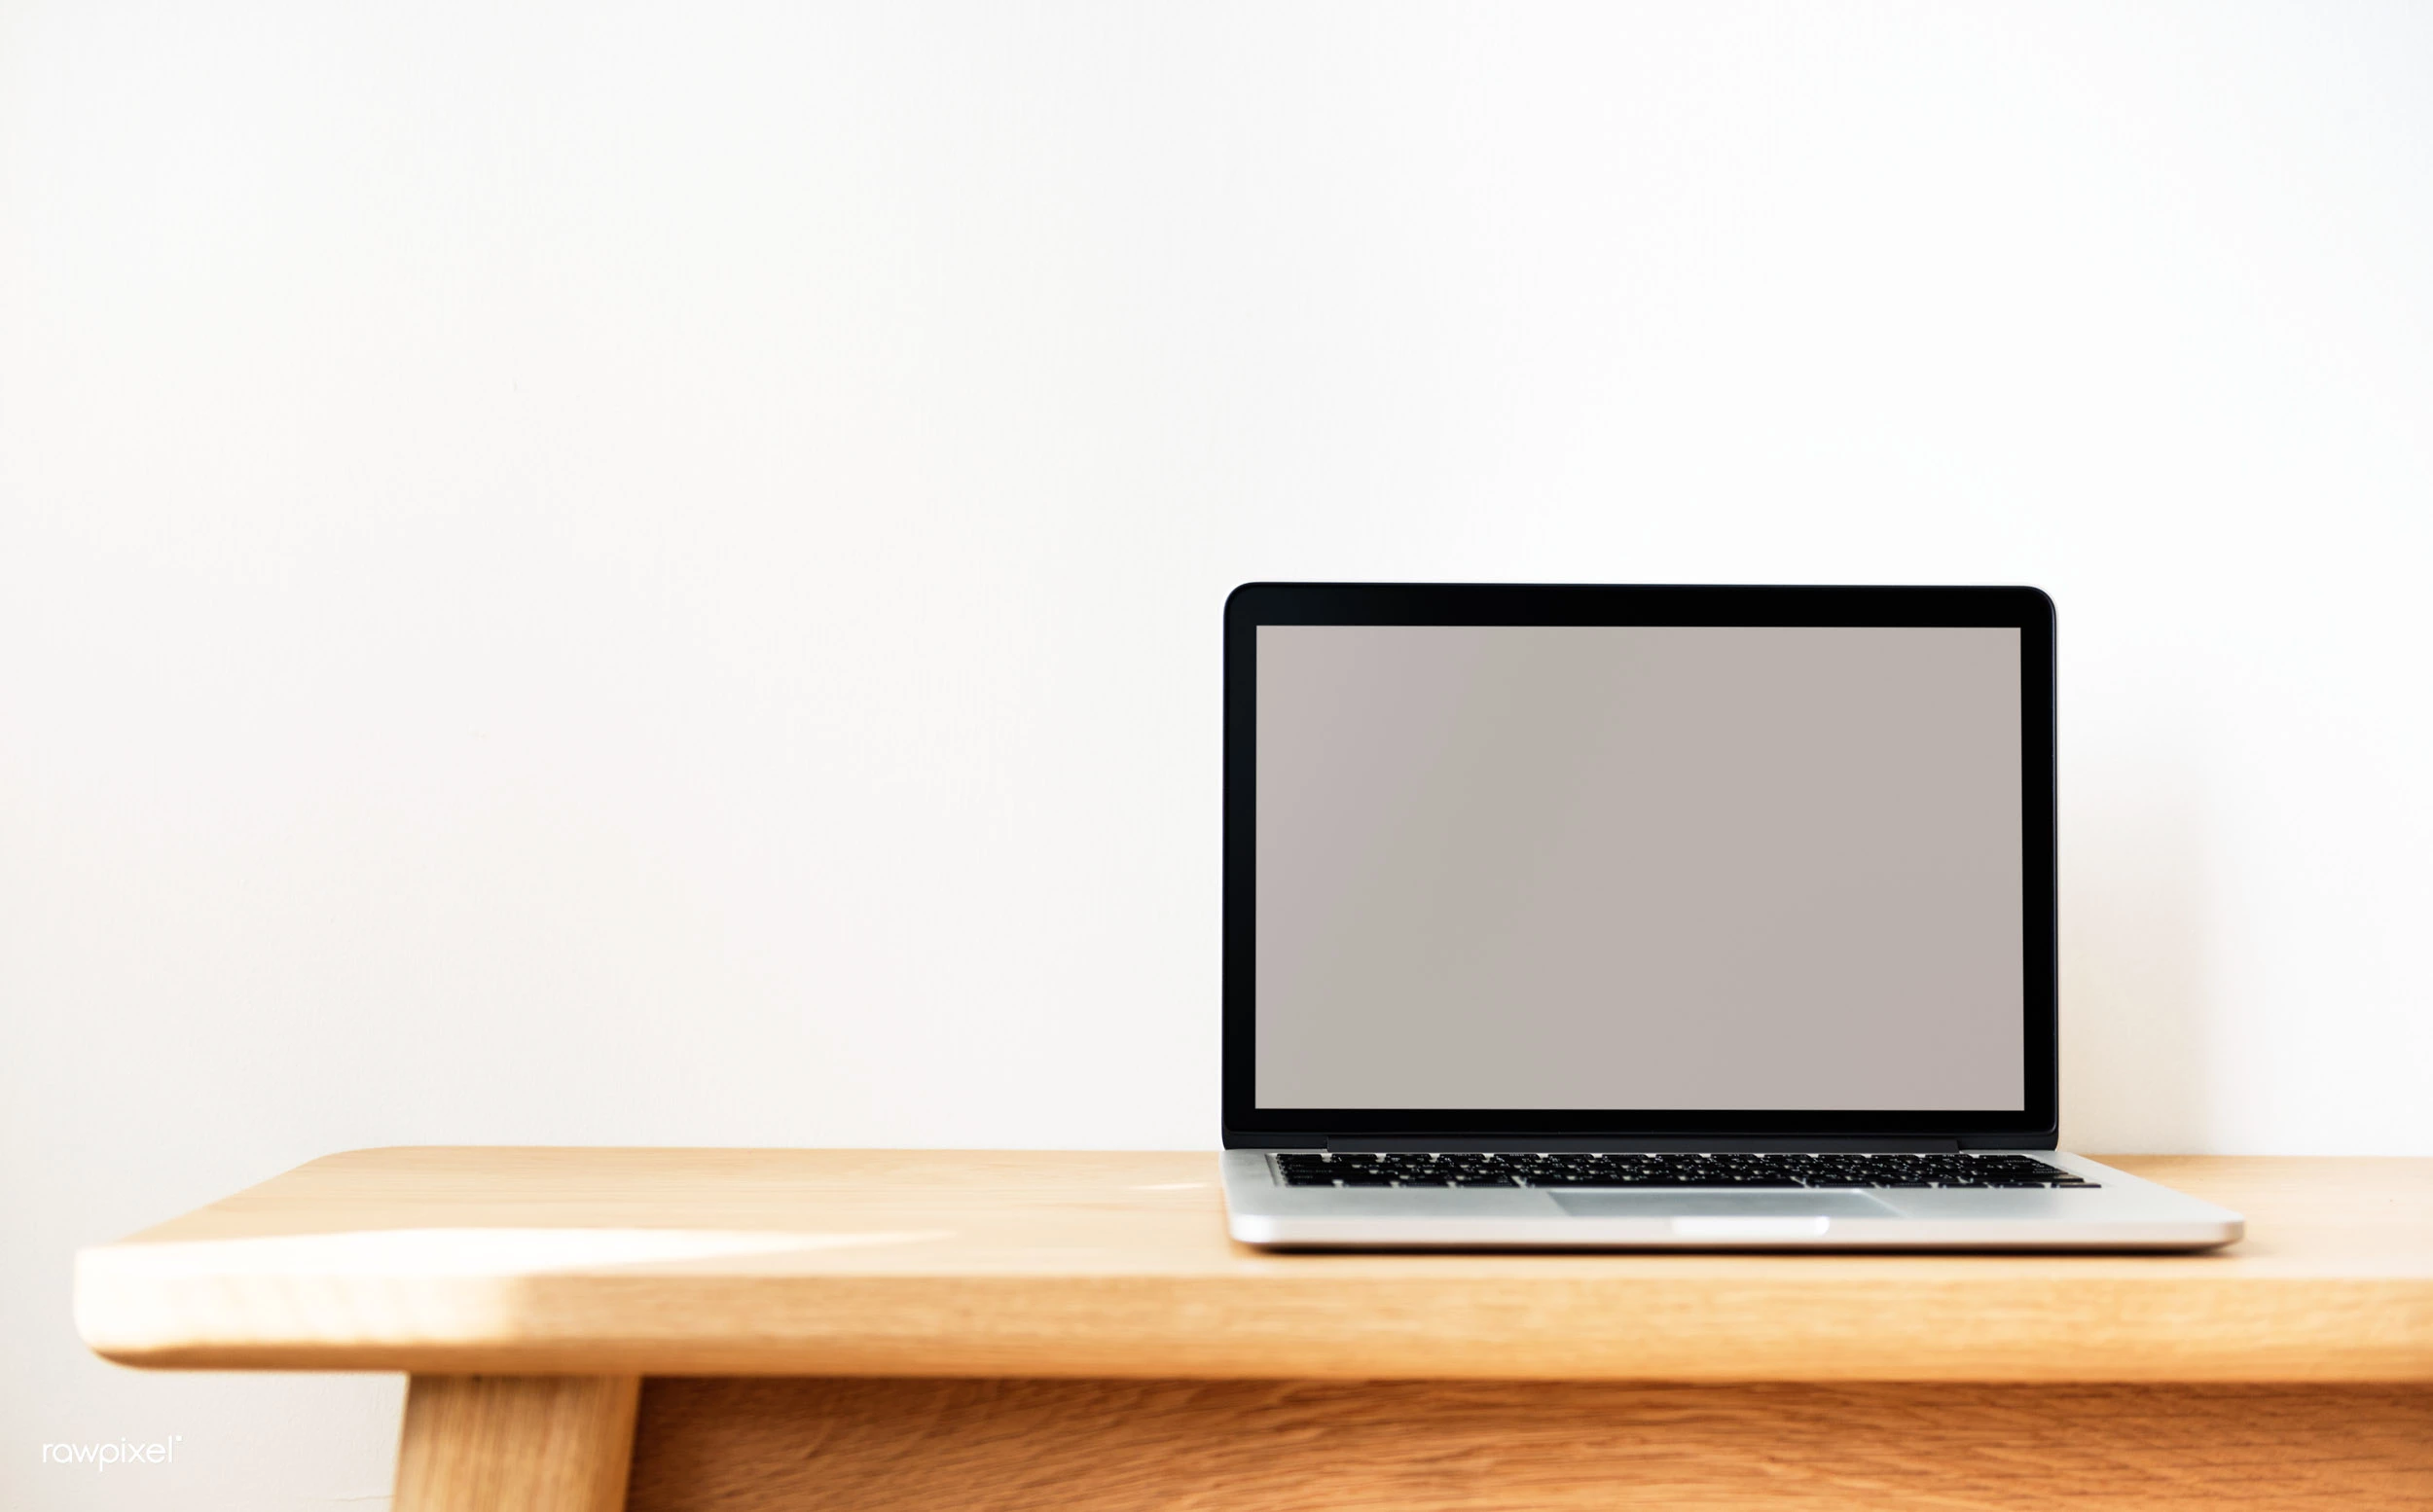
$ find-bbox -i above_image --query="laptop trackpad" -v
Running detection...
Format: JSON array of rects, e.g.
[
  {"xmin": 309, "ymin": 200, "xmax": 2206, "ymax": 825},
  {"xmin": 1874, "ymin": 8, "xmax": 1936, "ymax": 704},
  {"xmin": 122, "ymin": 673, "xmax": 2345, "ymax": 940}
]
[{"xmin": 1551, "ymin": 1190, "xmax": 1899, "ymax": 1224}]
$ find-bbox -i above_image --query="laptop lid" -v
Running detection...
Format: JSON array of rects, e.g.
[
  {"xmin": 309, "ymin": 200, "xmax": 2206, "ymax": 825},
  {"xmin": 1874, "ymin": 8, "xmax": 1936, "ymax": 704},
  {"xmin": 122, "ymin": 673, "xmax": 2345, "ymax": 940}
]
[{"xmin": 1222, "ymin": 583, "xmax": 2057, "ymax": 1151}]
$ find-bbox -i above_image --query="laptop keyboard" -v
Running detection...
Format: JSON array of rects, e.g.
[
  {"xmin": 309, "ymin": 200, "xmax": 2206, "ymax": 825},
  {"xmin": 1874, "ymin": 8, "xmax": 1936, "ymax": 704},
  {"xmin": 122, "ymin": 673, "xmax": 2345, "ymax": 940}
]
[{"xmin": 1276, "ymin": 1151, "xmax": 2097, "ymax": 1189}]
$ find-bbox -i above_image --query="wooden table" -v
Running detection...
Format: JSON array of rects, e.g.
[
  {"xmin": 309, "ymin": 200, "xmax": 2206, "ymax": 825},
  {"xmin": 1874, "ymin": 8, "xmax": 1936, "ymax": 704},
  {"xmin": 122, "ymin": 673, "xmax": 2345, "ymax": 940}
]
[{"xmin": 76, "ymin": 1149, "xmax": 2433, "ymax": 1510}]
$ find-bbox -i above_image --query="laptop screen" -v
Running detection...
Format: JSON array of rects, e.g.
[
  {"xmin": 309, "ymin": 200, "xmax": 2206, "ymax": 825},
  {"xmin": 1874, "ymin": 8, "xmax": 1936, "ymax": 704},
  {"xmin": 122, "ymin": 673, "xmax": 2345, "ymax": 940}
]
[{"xmin": 1253, "ymin": 623, "xmax": 2025, "ymax": 1113}]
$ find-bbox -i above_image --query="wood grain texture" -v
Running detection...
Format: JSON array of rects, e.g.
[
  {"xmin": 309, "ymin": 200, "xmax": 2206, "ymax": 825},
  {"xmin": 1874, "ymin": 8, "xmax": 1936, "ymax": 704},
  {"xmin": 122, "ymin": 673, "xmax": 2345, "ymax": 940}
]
[
  {"xmin": 624, "ymin": 1377, "xmax": 2433, "ymax": 1512},
  {"xmin": 392, "ymin": 1374, "xmax": 638, "ymax": 1512},
  {"xmin": 74, "ymin": 1148, "xmax": 2433, "ymax": 1381}
]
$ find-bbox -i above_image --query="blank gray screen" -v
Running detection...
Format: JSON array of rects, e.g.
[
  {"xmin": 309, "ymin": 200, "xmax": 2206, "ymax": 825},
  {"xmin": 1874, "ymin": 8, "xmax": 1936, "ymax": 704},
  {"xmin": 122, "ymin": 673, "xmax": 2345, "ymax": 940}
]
[{"xmin": 1254, "ymin": 625, "xmax": 2024, "ymax": 1110}]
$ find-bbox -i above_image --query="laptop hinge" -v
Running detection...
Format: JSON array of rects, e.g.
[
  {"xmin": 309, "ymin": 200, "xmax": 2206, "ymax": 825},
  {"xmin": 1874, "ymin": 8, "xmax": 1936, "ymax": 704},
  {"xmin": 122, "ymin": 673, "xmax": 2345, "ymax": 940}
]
[{"xmin": 1325, "ymin": 1135, "xmax": 1964, "ymax": 1154}]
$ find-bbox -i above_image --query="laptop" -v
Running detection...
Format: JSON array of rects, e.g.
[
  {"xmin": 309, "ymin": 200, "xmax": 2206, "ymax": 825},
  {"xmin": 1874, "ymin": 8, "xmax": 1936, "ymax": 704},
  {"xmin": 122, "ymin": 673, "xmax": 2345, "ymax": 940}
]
[{"xmin": 1218, "ymin": 583, "xmax": 2242, "ymax": 1249}]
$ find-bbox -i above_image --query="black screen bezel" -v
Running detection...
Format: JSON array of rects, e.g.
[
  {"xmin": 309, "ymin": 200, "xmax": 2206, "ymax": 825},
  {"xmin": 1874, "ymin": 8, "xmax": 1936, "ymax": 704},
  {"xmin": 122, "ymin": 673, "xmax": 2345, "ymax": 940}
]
[{"xmin": 1221, "ymin": 582, "xmax": 2059, "ymax": 1149}]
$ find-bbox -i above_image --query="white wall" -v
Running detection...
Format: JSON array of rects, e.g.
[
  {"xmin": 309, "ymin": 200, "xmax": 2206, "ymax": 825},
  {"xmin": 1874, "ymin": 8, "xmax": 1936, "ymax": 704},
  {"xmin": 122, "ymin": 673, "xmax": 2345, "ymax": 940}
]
[{"xmin": 5, "ymin": 2, "xmax": 2429, "ymax": 1505}]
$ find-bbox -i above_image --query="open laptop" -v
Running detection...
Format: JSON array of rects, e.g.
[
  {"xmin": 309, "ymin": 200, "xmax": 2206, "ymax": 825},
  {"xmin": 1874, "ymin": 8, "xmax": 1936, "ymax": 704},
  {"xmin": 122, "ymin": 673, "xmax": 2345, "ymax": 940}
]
[{"xmin": 1219, "ymin": 583, "xmax": 2241, "ymax": 1249}]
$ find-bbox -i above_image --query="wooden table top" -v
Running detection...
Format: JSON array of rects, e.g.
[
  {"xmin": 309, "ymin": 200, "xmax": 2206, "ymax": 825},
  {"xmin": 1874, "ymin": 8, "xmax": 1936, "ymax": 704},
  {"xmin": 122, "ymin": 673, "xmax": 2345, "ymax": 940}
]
[{"xmin": 76, "ymin": 1148, "xmax": 2433, "ymax": 1383}]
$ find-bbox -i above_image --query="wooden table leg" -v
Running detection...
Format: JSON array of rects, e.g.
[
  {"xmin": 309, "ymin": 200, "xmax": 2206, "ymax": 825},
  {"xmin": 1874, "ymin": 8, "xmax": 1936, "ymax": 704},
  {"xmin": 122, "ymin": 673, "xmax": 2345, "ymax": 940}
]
[{"xmin": 393, "ymin": 1374, "xmax": 640, "ymax": 1512}]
